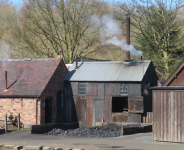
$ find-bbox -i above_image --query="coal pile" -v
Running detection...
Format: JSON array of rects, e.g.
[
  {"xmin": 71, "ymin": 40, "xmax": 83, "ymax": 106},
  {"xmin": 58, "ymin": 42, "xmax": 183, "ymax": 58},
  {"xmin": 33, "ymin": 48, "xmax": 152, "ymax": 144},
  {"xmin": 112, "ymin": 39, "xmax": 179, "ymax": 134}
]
[{"xmin": 44, "ymin": 124, "xmax": 140, "ymax": 138}]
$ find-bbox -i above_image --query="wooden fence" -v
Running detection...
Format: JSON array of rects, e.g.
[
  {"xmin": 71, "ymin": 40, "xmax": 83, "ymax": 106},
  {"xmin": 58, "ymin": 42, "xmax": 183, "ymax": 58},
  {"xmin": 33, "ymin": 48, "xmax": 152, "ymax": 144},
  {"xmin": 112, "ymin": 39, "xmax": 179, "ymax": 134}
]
[
  {"xmin": 142, "ymin": 112, "xmax": 153, "ymax": 123},
  {"xmin": 5, "ymin": 113, "xmax": 20, "ymax": 132}
]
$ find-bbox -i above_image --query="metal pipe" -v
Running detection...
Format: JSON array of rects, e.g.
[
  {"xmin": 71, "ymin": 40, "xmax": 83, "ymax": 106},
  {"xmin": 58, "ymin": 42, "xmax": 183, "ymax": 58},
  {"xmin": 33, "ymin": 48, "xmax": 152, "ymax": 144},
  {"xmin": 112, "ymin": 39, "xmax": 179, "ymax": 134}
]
[
  {"xmin": 36, "ymin": 97, "xmax": 39, "ymax": 125},
  {"xmin": 5, "ymin": 114, "xmax": 7, "ymax": 133},
  {"xmin": 126, "ymin": 15, "xmax": 130, "ymax": 60},
  {"xmin": 5, "ymin": 71, "xmax": 7, "ymax": 90},
  {"xmin": 126, "ymin": 16, "xmax": 130, "ymax": 45},
  {"xmin": 18, "ymin": 113, "xmax": 20, "ymax": 130},
  {"xmin": 75, "ymin": 55, "xmax": 78, "ymax": 69}
]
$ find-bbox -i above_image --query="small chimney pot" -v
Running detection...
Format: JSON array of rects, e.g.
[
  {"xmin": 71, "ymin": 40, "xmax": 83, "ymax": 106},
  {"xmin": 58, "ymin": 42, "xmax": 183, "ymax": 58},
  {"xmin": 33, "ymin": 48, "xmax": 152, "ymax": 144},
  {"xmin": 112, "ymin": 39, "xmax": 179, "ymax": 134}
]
[{"xmin": 75, "ymin": 55, "xmax": 78, "ymax": 69}]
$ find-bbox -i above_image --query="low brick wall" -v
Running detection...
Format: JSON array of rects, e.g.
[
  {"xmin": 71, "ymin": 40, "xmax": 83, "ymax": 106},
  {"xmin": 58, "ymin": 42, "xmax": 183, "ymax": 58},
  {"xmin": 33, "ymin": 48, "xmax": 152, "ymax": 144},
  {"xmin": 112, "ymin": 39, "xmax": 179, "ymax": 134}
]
[
  {"xmin": 0, "ymin": 128, "xmax": 5, "ymax": 134},
  {"xmin": 30, "ymin": 123, "xmax": 79, "ymax": 134}
]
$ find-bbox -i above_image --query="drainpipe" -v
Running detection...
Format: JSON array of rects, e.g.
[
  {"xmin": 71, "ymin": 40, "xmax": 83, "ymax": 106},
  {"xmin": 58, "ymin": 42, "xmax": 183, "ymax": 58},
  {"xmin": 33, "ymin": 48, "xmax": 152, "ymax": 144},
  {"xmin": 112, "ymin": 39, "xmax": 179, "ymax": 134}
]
[{"xmin": 36, "ymin": 97, "xmax": 39, "ymax": 125}]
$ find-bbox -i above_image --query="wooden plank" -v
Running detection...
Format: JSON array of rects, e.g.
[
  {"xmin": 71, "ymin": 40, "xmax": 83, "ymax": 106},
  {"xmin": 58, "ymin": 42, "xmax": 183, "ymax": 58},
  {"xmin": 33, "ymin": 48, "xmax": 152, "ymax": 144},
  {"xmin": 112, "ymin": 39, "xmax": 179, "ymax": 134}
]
[
  {"xmin": 174, "ymin": 91, "xmax": 178, "ymax": 142},
  {"xmin": 153, "ymin": 91, "xmax": 156, "ymax": 141},
  {"xmin": 97, "ymin": 83, "xmax": 104, "ymax": 99},
  {"xmin": 177, "ymin": 91, "xmax": 181, "ymax": 142},
  {"xmin": 86, "ymin": 97, "xmax": 93, "ymax": 126},
  {"xmin": 104, "ymin": 96, "xmax": 111, "ymax": 122},
  {"xmin": 128, "ymin": 97, "xmax": 143, "ymax": 113},
  {"xmin": 167, "ymin": 91, "xmax": 171, "ymax": 142},
  {"xmin": 165, "ymin": 91, "xmax": 168, "ymax": 141},
  {"xmin": 112, "ymin": 112, "xmax": 128, "ymax": 122},
  {"xmin": 157, "ymin": 91, "xmax": 161, "ymax": 141},
  {"xmin": 160, "ymin": 91, "xmax": 164, "ymax": 141},
  {"xmin": 164, "ymin": 91, "xmax": 167, "ymax": 141},
  {"xmin": 93, "ymin": 99, "xmax": 104, "ymax": 123},
  {"xmin": 86, "ymin": 83, "xmax": 97, "ymax": 96},
  {"xmin": 171, "ymin": 91, "xmax": 175, "ymax": 142},
  {"xmin": 181, "ymin": 91, "xmax": 184, "ymax": 142},
  {"xmin": 143, "ymin": 115, "xmax": 145, "ymax": 123}
]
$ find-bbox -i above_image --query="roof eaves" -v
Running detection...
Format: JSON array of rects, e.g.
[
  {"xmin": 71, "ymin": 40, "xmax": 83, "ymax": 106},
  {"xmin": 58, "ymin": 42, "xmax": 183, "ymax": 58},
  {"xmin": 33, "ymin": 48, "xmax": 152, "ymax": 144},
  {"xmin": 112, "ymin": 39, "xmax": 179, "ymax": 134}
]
[
  {"xmin": 0, "ymin": 95, "xmax": 40, "ymax": 98},
  {"xmin": 163, "ymin": 61, "xmax": 184, "ymax": 86}
]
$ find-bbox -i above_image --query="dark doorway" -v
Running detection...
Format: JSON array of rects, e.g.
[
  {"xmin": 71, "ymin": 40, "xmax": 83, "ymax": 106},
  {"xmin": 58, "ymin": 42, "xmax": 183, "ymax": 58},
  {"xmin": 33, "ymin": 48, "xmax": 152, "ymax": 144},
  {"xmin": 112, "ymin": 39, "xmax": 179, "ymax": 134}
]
[
  {"xmin": 45, "ymin": 98, "xmax": 52, "ymax": 123},
  {"xmin": 112, "ymin": 97, "xmax": 128, "ymax": 112}
]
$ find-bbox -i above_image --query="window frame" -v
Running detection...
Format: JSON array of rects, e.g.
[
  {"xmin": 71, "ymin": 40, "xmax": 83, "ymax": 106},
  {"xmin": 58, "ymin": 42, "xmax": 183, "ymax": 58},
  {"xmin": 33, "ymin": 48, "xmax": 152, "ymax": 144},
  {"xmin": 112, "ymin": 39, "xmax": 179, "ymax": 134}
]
[
  {"xmin": 78, "ymin": 82, "xmax": 86, "ymax": 95},
  {"xmin": 120, "ymin": 83, "xmax": 128, "ymax": 96}
]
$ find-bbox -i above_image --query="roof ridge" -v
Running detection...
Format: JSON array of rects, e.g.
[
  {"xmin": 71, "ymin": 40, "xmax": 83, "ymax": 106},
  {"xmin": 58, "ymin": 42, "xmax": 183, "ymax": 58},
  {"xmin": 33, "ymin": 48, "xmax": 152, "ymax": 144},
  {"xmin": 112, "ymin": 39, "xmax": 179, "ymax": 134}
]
[
  {"xmin": 72, "ymin": 60, "xmax": 151, "ymax": 64},
  {"xmin": 0, "ymin": 58, "xmax": 58, "ymax": 61}
]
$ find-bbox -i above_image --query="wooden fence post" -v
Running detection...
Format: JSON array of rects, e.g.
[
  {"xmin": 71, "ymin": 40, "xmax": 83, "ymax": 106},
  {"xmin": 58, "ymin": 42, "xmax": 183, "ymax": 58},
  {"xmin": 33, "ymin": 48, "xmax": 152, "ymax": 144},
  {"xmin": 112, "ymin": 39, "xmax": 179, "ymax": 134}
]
[
  {"xmin": 18, "ymin": 113, "xmax": 20, "ymax": 130},
  {"xmin": 5, "ymin": 114, "xmax": 7, "ymax": 133}
]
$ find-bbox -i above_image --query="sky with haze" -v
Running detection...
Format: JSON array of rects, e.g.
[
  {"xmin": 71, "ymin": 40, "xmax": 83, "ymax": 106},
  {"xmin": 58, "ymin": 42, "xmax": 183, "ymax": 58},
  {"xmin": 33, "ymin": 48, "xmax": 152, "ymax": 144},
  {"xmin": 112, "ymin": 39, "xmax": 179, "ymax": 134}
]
[{"xmin": 10, "ymin": 0, "xmax": 119, "ymax": 7}]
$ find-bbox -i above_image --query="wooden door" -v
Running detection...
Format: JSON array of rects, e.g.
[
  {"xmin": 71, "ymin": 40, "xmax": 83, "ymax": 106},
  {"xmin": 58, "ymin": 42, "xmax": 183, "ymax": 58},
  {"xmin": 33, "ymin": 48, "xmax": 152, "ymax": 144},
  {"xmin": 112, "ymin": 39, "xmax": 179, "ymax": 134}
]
[{"xmin": 93, "ymin": 99, "xmax": 104, "ymax": 125}]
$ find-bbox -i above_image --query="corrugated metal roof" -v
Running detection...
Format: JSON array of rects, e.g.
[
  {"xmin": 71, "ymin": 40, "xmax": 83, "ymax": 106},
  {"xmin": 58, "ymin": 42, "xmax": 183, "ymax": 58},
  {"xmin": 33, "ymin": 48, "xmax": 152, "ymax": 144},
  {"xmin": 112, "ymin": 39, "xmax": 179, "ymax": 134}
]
[{"xmin": 65, "ymin": 60, "xmax": 151, "ymax": 82}]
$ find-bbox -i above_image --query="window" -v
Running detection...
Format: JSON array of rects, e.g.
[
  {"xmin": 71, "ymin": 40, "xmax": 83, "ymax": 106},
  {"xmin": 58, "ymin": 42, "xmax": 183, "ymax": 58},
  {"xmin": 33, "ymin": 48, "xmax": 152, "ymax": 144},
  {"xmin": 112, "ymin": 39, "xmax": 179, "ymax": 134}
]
[
  {"xmin": 120, "ymin": 84, "xmax": 128, "ymax": 95},
  {"xmin": 79, "ymin": 83, "xmax": 86, "ymax": 95}
]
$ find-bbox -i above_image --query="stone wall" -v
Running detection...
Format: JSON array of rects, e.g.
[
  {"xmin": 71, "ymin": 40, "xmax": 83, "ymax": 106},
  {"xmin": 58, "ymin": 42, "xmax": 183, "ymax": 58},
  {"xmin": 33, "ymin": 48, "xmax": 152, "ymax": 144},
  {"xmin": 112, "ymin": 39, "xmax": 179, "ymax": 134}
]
[{"xmin": 0, "ymin": 98, "xmax": 40, "ymax": 128}]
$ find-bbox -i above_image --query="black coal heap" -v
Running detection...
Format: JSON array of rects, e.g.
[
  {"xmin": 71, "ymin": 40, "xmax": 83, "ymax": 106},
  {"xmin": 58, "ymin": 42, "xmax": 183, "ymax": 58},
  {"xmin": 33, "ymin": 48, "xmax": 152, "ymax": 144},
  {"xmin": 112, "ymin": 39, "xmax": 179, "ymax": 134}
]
[{"xmin": 44, "ymin": 125, "xmax": 140, "ymax": 138}]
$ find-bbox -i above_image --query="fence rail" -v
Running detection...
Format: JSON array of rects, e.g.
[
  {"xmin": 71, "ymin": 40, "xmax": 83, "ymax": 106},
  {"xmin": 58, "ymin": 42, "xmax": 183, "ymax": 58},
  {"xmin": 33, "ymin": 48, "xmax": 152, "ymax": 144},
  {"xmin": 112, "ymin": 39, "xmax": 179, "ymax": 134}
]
[{"xmin": 4, "ymin": 113, "xmax": 20, "ymax": 132}]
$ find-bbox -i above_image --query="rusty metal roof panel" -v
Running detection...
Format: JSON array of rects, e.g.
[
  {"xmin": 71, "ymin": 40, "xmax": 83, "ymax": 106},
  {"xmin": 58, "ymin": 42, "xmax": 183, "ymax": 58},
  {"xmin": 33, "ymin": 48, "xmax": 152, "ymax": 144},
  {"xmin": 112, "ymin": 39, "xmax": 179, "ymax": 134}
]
[{"xmin": 65, "ymin": 60, "xmax": 151, "ymax": 82}]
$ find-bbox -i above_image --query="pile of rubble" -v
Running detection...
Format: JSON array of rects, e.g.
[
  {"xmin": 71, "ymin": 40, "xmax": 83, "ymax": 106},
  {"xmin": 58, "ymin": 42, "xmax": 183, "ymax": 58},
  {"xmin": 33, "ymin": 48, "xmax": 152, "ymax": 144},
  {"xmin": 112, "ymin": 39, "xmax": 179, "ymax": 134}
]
[{"xmin": 44, "ymin": 124, "xmax": 140, "ymax": 138}]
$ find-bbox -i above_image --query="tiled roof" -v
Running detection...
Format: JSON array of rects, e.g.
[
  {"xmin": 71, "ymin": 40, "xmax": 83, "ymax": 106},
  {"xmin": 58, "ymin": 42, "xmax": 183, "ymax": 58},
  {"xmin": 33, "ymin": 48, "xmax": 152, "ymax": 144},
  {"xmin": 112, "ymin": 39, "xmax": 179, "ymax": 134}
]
[{"xmin": 0, "ymin": 58, "xmax": 61, "ymax": 97}]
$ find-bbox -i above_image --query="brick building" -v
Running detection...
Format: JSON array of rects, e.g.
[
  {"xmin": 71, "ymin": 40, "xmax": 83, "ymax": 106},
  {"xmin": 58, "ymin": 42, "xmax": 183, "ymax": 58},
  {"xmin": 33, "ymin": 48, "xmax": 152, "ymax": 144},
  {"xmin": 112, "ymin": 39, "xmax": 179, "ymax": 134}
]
[{"xmin": 0, "ymin": 56, "xmax": 68, "ymax": 128}]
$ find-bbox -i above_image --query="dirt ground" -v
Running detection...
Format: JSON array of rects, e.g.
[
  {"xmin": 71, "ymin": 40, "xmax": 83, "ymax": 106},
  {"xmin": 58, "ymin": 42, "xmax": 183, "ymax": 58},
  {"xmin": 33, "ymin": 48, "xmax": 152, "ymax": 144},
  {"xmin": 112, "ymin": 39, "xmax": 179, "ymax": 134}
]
[{"xmin": 0, "ymin": 130, "xmax": 184, "ymax": 150}]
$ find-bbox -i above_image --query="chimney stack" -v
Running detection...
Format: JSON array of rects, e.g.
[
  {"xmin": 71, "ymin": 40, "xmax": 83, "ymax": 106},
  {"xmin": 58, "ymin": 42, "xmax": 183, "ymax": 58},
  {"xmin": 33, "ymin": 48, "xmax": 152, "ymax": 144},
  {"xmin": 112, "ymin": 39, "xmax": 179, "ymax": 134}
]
[
  {"xmin": 124, "ymin": 14, "xmax": 132, "ymax": 62},
  {"xmin": 126, "ymin": 15, "xmax": 130, "ymax": 60},
  {"xmin": 5, "ymin": 71, "xmax": 7, "ymax": 91},
  {"xmin": 57, "ymin": 49, "xmax": 62, "ymax": 59},
  {"xmin": 75, "ymin": 55, "xmax": 78, "ymax": 69}
]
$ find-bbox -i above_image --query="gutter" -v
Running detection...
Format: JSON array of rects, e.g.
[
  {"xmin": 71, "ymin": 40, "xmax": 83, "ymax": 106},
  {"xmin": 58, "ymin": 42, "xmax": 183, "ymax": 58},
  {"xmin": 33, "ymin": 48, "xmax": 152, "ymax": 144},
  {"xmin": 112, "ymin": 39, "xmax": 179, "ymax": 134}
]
[{"xmin": 150, "ymin": 86, "xmax": 184, "ymax": 90}]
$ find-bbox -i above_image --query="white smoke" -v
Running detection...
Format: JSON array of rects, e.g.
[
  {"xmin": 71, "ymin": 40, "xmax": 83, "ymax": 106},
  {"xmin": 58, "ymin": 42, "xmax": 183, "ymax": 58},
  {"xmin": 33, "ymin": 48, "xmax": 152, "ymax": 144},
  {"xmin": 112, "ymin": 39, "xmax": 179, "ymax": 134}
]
[
  {"xmin": 91, "ymin": 15, "xmax": 142, "ymax": 56},
  {"xmin": 1, "ymin": 41, "xmax": 10, "ymax": 69}
]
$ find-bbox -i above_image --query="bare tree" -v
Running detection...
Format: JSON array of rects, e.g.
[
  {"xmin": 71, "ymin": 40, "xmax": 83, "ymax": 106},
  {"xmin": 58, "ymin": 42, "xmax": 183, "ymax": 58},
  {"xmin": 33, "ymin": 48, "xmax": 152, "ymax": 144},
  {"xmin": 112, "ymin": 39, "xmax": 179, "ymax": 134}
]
[{"xmin": 9, "ymin": 0, "xmax": 111, "ymax": 63}]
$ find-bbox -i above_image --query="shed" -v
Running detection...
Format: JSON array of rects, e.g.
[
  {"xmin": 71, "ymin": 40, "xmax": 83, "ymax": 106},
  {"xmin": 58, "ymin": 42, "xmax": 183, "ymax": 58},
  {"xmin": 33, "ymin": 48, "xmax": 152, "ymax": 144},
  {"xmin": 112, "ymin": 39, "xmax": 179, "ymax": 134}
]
[
  {"xmin": 0, "ymin": 56, "xmax": 68, "ymax": 128},
  {"xmin": 151, "ymin": 86, "xmax": 184, "ymax": 143},
  {"xmin": 151, "ymin": 60, "xmax": 184, "ymax": 142},
  {"xmin": 64, "ymin": 60, "xmax": 158, "ymax": 127}
]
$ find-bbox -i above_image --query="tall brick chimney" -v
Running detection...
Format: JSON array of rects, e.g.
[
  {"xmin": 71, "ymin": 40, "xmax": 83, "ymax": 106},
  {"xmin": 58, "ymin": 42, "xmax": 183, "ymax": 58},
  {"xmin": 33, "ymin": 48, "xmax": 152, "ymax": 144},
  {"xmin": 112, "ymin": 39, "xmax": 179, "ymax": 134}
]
[{"xmin": 124, "ymin": 14, "xmax": 132, "ymax": 62}]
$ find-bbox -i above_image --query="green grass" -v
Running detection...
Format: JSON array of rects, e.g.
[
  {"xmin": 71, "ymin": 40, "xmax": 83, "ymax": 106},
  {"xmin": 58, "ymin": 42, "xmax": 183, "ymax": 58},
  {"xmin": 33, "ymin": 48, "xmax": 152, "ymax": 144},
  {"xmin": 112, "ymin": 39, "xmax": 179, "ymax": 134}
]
[{"xmin": 0, "ymin": 126, "xmax": 30, "ymax": 130}]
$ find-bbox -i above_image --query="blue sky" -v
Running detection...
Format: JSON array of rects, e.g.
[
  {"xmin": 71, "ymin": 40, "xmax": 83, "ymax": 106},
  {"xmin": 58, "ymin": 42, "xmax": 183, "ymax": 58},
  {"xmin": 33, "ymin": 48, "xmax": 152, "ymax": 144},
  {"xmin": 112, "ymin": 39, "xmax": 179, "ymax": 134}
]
[
  {"xmin": 10, "ymin": 0, "xmax": 120, "ymax": 7},
  {"xmin": 10, "ymin": 0, "xmax": 24, "ymax": 6}
]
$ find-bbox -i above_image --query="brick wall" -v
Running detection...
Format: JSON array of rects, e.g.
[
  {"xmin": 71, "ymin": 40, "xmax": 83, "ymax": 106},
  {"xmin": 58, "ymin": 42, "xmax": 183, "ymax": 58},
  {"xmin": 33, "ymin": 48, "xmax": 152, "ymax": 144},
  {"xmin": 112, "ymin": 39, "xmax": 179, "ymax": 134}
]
[
  {"xmin": 0, "ymin": 98, "xmax": 40, "ymax": 128},
  {"xmin": 40, "ymin": 59, "xmax": 68, "ymax": 124},
  {"xmin": 0, "ymin": 58, "xmax": 68, "ymax": 127}
]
